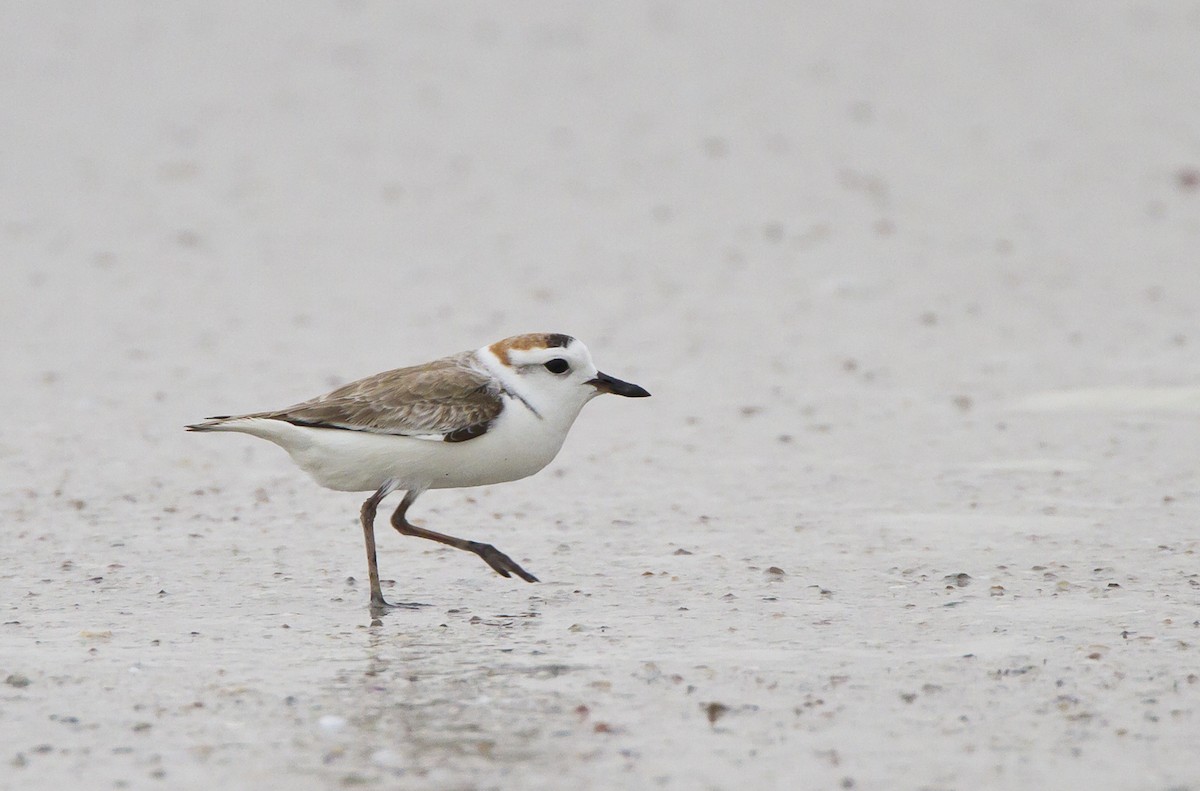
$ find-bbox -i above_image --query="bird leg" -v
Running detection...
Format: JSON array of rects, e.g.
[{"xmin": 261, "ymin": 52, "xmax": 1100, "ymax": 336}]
[
  {"xmin": 360, "ymin": 480, "xmax": 399, "ymax": 609},
  {"xmin": 390, "ymin": 490, "xmax": 539, "ymax": 583}
]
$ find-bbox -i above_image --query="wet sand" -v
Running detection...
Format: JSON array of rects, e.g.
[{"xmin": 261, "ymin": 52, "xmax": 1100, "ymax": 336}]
[{"xmin": 3, "ymin": 3, "xmax": 1199, "ymax": 789}]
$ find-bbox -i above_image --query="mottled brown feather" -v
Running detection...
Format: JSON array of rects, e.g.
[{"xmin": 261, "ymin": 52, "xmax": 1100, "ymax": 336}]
[{"xmin": 248, "ymin": 352, "xmax": 503, "ymax": 440}]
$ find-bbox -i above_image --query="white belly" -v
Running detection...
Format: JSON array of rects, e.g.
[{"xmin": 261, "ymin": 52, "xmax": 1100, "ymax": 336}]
[{"xmin": 211, "ymin": 400, "xmax": 574, "ymax": 493}]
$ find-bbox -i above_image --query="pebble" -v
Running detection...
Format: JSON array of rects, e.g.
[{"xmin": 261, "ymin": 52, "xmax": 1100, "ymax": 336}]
[{"xmin": 317, "ymin": 715, "xmax": 347, "ymax": 733}]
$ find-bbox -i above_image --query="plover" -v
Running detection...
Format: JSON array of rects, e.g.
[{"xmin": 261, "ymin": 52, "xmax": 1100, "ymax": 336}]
[{"xmin": 187, "ymin": 332, "xmax": 649, "ymax": 610}]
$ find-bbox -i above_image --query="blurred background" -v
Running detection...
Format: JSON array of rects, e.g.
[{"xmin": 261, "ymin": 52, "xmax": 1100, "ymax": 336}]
[{"xmin": 2, "ymin": 3, "xmax": 1197, "ymax": 500}]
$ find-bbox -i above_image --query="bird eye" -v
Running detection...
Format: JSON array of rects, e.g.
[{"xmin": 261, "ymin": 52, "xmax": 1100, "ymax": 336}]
[{"xmin": 543, "ymin": 358, "xmax": 570, "ymax": 374}]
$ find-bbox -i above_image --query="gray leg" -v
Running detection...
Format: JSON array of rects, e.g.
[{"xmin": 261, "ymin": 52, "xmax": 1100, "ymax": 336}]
[
  {"xmin": 389, "ymin": 490, "xmax": 539, "ymax": 583},
  {"xmin": 360, "ymin": 480, "xmax": 399, "ymax": 608}
]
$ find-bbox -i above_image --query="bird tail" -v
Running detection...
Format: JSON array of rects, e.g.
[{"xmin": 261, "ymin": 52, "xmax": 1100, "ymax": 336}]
[{"xmin": 185, "ymin": 415, "xmax": 239, "ymax": 432}]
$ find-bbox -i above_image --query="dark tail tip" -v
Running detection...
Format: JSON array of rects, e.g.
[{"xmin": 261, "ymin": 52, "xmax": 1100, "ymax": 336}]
[{"xmin": 185, "ymin": 415, "xmax": 232, "ymax": 432}]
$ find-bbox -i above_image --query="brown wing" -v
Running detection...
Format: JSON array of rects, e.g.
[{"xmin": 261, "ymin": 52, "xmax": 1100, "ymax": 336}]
[{"xmin": 255, "ymin": 352, "xmax": 503, "ymax": 440}]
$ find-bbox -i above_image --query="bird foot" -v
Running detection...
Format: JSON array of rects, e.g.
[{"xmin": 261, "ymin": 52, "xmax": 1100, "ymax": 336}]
[
  {"xmin": 471, "ymin": 542, "xmax": 540, "ymax": 583},
  {"xmin": 369, "ymin": 597, "xmax": 429, "ymax": 618}
]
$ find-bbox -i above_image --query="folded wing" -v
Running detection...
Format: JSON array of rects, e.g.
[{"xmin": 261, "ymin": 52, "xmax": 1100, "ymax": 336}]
[{"xmin": 250, "ymin": 353, "xmax": 503, "ymax": 442}]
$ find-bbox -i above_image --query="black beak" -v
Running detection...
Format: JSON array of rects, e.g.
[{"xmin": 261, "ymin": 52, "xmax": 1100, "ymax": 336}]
[{"xmin": 588, "ymin": 371, "xmax": 651, "ymax": 398}]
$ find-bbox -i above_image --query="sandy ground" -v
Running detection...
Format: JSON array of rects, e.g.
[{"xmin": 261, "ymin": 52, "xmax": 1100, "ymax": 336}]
[{"xmin": 3, "ymin": 2, "xmax": 1200, "ymax": 789}]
